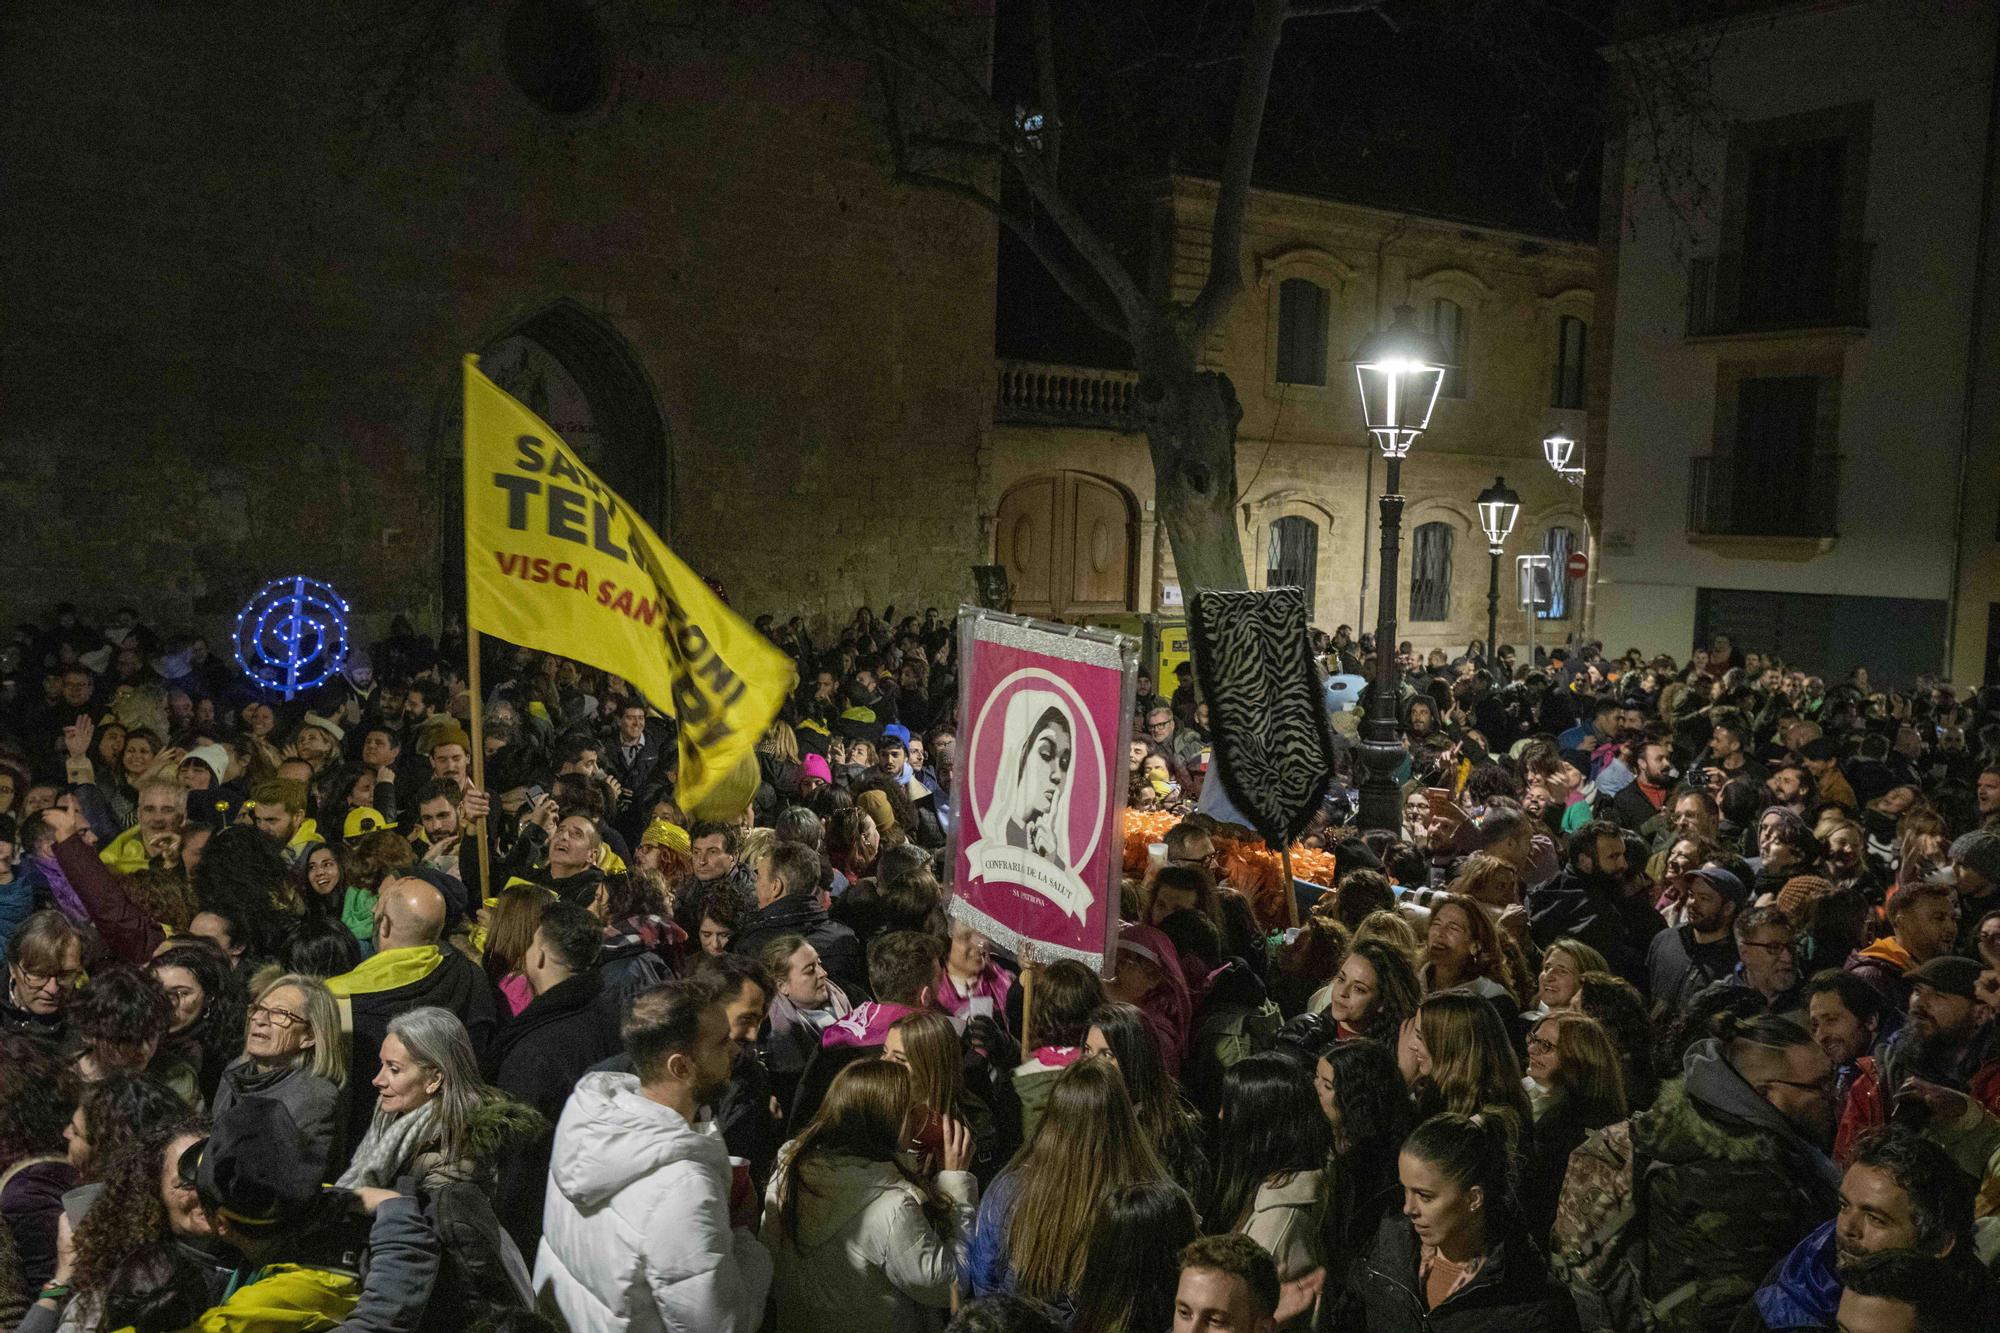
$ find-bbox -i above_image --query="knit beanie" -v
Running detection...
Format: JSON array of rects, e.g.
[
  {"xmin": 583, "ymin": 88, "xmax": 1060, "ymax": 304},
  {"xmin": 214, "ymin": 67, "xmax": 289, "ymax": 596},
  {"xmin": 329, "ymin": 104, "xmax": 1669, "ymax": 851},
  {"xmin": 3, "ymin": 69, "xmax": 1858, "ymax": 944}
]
[{"xmin": 1777, "ymin": 874, "xmax": 1836, "ymax": 920}]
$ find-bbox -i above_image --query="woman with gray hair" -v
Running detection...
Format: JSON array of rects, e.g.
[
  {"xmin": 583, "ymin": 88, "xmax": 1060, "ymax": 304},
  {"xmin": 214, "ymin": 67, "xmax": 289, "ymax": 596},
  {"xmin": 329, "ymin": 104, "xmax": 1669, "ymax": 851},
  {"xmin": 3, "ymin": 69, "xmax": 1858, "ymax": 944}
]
[{"xmin": 336, "ymin": 1005, "xmax": 542, "ymax": 1196}]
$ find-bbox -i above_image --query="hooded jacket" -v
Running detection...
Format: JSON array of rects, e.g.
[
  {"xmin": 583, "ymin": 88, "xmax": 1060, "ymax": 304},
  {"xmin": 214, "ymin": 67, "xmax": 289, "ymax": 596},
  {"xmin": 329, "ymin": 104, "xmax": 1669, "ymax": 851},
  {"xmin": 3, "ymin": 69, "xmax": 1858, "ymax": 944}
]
[
  {"xmin": 1843, "ymin": 937, "xmax": 1914, "ymax": 1009},
  {"xmin": 760, "ymin": 1148, "xmax": 976, "ymax": 1333},
  {"xmin": 534, "ymin": 1071, "xmax": 773, "ymax": 1333}
]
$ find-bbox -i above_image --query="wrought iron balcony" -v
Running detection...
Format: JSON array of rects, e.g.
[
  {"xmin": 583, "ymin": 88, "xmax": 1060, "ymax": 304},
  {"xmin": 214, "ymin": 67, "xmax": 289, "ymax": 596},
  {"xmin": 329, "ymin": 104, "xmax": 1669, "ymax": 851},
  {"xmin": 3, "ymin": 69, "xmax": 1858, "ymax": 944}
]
[
  {"xmin": 1687, "ymin": 452, "xmax": 1840, "ymax": 539},
  {"xmin": 996, "ymin": 360, "xmax": 1140, "ymax": 430},
  {"xmin": 1687, "ymin": 243, "xmax": 1872, "ymax": 338}
]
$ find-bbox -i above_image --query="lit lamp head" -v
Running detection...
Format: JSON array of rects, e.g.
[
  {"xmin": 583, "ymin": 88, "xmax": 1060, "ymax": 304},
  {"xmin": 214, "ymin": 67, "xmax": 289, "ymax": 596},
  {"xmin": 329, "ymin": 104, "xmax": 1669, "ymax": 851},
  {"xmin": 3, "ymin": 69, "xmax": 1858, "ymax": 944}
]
[
  {"xmin": 1543, "ymin": 430, "xmax": 1585, "ymax": 486},
  {"xmin": 1475, "ymin": 476, "xmax": 1522, "ymax": 554},
  {"xmin": 1351, "ymin": 304, "xmax": 1447, "ymax": 458}
]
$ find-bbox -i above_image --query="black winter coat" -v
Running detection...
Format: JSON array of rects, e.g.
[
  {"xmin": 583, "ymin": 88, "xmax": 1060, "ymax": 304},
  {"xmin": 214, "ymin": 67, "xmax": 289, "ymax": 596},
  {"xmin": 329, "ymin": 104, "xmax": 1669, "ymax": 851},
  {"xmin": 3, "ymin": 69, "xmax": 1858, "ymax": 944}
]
[
  {"xmin": 1352, "ymin": 1213, "xmax": 1580, "ymax": 1333},
  {"xmin": 735, "ymin": 894, "xmax": 869, "ymax": 1001},
  {"xmin": 341, "ymin": 948, "xmax": 499, "ymax": 1149}
]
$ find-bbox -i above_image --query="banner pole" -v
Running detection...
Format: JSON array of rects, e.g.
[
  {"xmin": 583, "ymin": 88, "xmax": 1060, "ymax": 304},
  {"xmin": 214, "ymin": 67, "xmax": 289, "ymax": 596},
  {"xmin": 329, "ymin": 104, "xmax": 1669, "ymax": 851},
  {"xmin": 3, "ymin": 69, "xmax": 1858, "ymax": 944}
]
[
  {"xmin": 1279, "ymin": 843, "xmax": 1301, "ymax": 929},
  {"xmin": 468, "ymin": 626, "xmax": 490, "ymax": 900},
  {"xmin": 1019, "ymin": 958, "xmax": 1036, "ymax": 1051}
]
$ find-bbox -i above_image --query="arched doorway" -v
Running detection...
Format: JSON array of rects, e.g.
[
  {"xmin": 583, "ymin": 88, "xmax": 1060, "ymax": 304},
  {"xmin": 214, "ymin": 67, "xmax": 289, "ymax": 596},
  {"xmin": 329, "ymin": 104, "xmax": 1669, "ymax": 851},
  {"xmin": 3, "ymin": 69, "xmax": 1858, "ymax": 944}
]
[
  {"xmin": 994, "ymin": 471, "xmax": 1136, "ymax": 618},
  {"xmin": 438, "ymin": 301, "xmax": 670, "ymax": 619}
]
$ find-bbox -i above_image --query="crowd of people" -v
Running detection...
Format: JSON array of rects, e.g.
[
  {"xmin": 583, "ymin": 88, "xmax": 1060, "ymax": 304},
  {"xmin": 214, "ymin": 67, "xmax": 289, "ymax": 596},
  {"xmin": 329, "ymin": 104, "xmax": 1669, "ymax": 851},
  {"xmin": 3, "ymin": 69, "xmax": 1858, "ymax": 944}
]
[{"xmin": 0, "ymin": 602, "xmax": 1997, "ymax": 1332}]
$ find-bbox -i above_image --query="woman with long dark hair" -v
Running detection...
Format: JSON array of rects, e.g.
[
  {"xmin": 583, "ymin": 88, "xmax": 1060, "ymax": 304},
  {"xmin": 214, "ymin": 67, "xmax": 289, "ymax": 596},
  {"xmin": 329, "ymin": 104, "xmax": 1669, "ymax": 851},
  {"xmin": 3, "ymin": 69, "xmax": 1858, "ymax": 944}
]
[
  {"xmin": 148, "ymin": 941, "xmax": 245, "ymax": 1107},
  {"xmin": 1068, "ymin": 1181, "xmax": 1199, "ymax": 1333},
  {"xmin": 1085, "ymin": 1002, "xmax": 1209, "ymax": 1204},
  {"xmin": 1319, "ymin": 939, "xmax": 1422, "ymax": 1045},
  {"xmin": 1347, "ymin": 1113, "xmax": 1578, "ymax": 1330},
  {"xmin": 1205, "ymin": 1053, "xmax": 1331, "ymax": 1312},
  {"xmin": 964, "ymin": 1058, "xmax": 1165, "ymax": 1309},
  {"xmin": 763, "ymin": 1059, "xmax": 975, "ymax": 1333},
  {"xmin": 62, "ymin": 1118, "xmax": 217, "ymax": 1333},
  {"xmin": 1, "ymin": 1034, "xmax": 77, "ymax": 1294},
  {"xmin": 1312, "ymin": 1038, "xmax": 1416, "ymax": 1333}
]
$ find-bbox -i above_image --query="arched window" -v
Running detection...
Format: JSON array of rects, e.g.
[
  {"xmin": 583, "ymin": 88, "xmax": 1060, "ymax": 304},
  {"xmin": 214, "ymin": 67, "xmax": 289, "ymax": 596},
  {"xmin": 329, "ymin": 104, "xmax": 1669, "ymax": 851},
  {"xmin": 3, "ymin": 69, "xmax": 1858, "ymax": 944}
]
[
  {"xmin": 1267, "ymin": 515, "xmax": 1320, "ymax": 616},
  {"xmin": 1276, "ymin": 278, "xmax": 1329, "ymax": 386},
  {"xmin": 1410, "ymin": 522, "xmax": 1454, "ymax": 621},
  {"xmin": 1540, "ymin": 526, "xmax": 1579, "ymax": 619},
  {"xmin": 1553, "ymin": 314, "xmax": 1588, "ymax": 409},
  {"xmin": 1429, "ymin": 298, "xmax": 1467, "ymax": 398}
]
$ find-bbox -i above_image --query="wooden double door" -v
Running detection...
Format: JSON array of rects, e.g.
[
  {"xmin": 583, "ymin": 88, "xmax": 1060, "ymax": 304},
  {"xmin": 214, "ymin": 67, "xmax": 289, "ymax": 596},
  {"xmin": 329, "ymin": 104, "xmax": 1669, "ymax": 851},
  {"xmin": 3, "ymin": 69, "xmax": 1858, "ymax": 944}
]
[{"xmin": 994, "ymin": 471, "xmax": 1136, "ymax": 619}]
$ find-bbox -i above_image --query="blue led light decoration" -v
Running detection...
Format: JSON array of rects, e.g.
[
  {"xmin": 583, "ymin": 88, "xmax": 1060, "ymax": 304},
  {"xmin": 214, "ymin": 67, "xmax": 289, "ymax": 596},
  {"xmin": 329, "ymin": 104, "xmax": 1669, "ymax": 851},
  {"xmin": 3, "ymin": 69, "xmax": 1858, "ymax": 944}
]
[{"xmin": 234, "ymin": 576, "xmax": 350, "ymax": 700}]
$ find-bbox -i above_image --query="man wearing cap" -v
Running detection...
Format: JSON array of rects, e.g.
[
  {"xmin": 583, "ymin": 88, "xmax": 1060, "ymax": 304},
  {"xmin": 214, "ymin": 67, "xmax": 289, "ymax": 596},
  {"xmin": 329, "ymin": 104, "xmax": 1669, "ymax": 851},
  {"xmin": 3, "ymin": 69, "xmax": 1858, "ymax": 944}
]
[
  {"xmin": 1846, "ymin": 881, "xmax": 1960, "ymax": 1011},
  {"xmin": 1801, "ymin": 736, "xmax": 1857, "ymax": 812},
  {"xmin": 1648, "ymin": 864, "xmax": 1747, "ymax": 1015},
  {"xmin": 877, "ymin": 727, "xmax": 945, "ymax": 849},
  {"xmin": 178, "ymin": 1097, "xmax": 440, "ymax": 1330},
  {"xmin": 1835, "ymin": 956, "xmax": 2000, "ymax": 1165},
  {"xmin": 1948, "ymin": 830, "xmax": 2000, "ymax": 955},
  {"xmin": 429, "ymin": 724, "xmax": 473, "ymax": 792}
]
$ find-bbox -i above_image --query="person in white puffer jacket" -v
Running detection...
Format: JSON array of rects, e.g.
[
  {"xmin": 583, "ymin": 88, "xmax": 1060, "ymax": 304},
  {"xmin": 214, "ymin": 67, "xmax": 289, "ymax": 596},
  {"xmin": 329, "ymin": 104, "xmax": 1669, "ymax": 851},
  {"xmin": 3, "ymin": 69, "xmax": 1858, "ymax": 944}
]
[
  {"xmin": 534, "ymin": 979, "xmax": 772, "ymax": 1333},
  {"xmin": 762, "ymin": 1059, "xmax": 978, "ymax": 1333}
]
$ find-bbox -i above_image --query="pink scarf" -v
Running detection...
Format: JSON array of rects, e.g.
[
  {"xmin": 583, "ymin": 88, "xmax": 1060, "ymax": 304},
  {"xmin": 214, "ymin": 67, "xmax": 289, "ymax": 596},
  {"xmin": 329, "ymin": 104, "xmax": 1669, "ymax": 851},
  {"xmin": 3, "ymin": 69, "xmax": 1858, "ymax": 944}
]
[
  {"xmin": 823, "ymin": 1000, "xmax": 919, "ymax": 1050},
  {"xmin": 933, "ymin": 964, "xmax": 1015, "ymax": 1024}
]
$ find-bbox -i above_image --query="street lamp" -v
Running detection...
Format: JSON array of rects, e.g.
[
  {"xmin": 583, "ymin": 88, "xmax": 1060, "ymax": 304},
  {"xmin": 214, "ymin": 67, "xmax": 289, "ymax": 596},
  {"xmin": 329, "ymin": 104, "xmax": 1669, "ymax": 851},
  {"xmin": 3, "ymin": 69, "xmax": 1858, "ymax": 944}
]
[
  {"xmin": 1475, "ymin": 475, "xmax": 1521, "ymax": 677},
  {"xmin": 1351, "ymin": 304, "xmax": 1448, "ymax": 832},
  {"xmin": 1543, "ymin": 430, "xmax": 1585, "ymax": 486}
]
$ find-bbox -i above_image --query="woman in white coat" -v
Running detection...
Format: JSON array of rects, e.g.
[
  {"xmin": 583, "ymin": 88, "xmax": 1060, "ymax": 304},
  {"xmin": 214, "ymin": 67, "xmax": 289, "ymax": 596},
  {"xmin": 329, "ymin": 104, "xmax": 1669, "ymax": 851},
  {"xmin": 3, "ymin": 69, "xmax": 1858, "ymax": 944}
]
[{"xmin": 761, "ymin": 1058, "xmax": 977, "ymax": 1333}]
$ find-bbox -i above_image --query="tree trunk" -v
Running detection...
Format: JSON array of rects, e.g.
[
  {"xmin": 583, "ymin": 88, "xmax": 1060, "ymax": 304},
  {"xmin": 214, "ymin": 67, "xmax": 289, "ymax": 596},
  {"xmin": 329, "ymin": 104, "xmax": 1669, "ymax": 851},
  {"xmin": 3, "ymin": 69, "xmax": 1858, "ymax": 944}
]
[{"xmin": 1136, "ymin": 344, "xmax": 1249, "ymax": 599}]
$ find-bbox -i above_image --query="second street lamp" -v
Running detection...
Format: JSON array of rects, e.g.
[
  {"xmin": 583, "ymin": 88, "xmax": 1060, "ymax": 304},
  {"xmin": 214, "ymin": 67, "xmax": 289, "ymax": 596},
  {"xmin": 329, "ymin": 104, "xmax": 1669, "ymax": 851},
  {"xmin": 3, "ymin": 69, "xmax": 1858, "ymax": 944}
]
[
  {"xmin": 1475, "ymin": 475, "xmax": 1522, "ymax": 680},
  {"xmin": 1351, "ymin": 304, "xmax": 1448, "ymax": 833}
]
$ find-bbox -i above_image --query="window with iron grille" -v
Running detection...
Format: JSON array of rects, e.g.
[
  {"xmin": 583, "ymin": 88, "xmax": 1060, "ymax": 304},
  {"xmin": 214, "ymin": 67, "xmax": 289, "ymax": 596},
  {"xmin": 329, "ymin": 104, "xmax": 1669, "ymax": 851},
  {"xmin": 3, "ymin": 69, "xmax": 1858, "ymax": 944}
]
[
  {"xmin": 1410, "ymin": 522, "xmax": 1454, "ymax": 621},
  {"xmin": 1540, "ymin": 526, "xmax": 1578, "ymax": 620},
  {"xmin": 1275, "ymin": 279, "xmax": 1329, "ymax": 386},
  {"xmin": 1552, "ymin": 315, "xmax": 1587, "ymax": 409},
  {"xmin": 1267, "ymin": 516, "xmax": 1319, "ymax": 617},
  {"xmin": 1430, "ymin": 298, "xmax": 1466, "ymax": 398}
]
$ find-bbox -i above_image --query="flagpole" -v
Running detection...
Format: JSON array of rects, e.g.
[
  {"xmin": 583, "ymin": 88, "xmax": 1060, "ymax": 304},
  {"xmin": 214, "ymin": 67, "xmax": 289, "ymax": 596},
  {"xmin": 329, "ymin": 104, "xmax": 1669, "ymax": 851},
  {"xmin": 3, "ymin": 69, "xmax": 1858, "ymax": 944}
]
[{"xmin": 467, "ymin": 626, "xmax": 490, "ymax": 899}]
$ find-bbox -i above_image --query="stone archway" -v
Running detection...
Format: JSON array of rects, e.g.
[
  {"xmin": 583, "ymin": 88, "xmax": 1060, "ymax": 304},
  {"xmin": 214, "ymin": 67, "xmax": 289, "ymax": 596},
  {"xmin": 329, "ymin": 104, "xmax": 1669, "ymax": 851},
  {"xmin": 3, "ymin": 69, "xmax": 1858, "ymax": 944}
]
[{"xmin": 438, "ymin": 300, "xmax": 670, "ymax": 619}]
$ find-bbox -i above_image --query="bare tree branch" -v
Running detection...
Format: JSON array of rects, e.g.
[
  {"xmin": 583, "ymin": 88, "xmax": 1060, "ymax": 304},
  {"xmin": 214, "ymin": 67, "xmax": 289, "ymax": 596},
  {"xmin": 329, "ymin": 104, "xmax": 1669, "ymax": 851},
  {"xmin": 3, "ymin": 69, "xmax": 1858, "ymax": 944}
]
[
  {"xmin": 1029, "ymin": 0, "xmax": 1063, "ymax": 178},
  {"xmin": 1286, "ymin": 0, "xmax": 1392, "ymax": 18},
  {"xmin": 1189, "ymin": 0, "xmax": 1288, "ymax": 340}
]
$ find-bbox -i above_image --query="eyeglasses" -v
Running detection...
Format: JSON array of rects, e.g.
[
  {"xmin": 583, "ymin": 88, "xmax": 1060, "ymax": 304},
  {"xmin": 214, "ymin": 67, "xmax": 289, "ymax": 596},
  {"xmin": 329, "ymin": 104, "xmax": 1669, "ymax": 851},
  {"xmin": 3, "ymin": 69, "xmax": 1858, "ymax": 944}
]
[
  {"xmin": 1526, "ymin": 1037, "xmax": 1557, "ymax": 1056},
  {"xmin": 15, "ymin": 965, "xmax": 80, "ymax": 990},
  {"xmin": 1170, "ymin": 852, "xmax": 1219, "ymax": 870},
  {"xmin": 249, "ymin": 1003, "xmax": 306, "ymax": 1030},
  {"xmin": 1763, "ymin": 1074, "xmax": 1836, "ymax": 1097},
  {"xmin": 1741, "ymin": 940, "xmax": 1796, "ymax": 956}
]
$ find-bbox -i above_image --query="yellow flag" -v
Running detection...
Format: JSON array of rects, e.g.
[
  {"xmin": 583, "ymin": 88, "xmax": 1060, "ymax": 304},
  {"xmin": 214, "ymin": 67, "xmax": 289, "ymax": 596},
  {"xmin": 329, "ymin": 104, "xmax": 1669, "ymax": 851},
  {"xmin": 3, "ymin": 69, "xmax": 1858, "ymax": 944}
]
[{"xmin": 462, "ymin": 356, "xmax": 794, "ymax": 815}]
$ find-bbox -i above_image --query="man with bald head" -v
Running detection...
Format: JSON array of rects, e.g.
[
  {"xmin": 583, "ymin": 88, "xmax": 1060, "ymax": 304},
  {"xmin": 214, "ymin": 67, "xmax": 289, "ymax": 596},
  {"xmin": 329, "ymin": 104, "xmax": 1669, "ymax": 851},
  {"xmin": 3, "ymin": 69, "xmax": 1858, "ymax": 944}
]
[{"xmin": 326, "ymin": 870, "xmax": 497, "ymax": 1144}]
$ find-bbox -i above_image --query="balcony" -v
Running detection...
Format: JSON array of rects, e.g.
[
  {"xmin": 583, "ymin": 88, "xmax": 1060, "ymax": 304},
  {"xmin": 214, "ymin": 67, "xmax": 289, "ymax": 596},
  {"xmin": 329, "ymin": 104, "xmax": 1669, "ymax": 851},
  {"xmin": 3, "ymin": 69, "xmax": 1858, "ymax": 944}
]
[
  {"xmin": 1686, "ymin": 243, "xmax": 1872, "ymax": 339},
  {"xmin": 1687, "ymin": 452, "xmax": 1840, "ymax": 556},
  {"xmin": 995, "ymin": 360, "xmax": 1141, "ymax": 431}
]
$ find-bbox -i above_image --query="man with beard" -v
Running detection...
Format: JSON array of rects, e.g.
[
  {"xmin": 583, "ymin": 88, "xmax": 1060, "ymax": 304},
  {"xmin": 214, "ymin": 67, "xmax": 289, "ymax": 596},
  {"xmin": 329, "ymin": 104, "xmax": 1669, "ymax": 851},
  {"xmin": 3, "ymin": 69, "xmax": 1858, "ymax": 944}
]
[
  {"xmin": 536, "ymin": 978, "xmax": 773, "ymax": 1332},
  {"xmin": 1834, "ymin": 957, "xmax": 2000, "ymax": 1165},
  {"xmin": 1649, "ymin": 864, "xmax": 1749, "ymax": 1016},
  {"xmin": 1845, "ymin": 881, "xmax": 1961, "ymax": 1012},
  {"xmin": 1730, "ymin": 905, "xmax": 1807, "ymax": 1020},
  {"xmin": 1529, "ymin": 820, "xmax": 1664, "ymax": 989},
  {"xmin": 1739, "ymin": 1128, "xmax": 1975, "ymax": 1332},
  {"xmin": 1609, "ymin": 738, "xmax": 1676, "ymax": 832},
  {"xmin": 1805, "ymin": 970, "xmax": 1887, "ymax": 1108}
]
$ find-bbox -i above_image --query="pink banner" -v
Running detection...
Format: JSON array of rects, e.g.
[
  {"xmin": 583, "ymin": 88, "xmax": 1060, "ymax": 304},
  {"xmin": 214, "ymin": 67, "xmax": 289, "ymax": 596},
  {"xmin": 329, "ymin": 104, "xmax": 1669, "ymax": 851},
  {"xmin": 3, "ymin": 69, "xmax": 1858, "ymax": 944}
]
[{"xmin": 949, "ymin": 611, "xmax": 1132, "ymax": 971}]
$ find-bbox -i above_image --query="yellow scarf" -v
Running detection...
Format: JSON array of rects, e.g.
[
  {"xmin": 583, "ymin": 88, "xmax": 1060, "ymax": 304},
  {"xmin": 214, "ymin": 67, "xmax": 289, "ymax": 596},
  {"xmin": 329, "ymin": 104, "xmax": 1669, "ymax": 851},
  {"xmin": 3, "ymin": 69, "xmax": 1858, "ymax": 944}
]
[{"xmin": 323, "ymin": 946, "xmax": 441, "ymax": 998}]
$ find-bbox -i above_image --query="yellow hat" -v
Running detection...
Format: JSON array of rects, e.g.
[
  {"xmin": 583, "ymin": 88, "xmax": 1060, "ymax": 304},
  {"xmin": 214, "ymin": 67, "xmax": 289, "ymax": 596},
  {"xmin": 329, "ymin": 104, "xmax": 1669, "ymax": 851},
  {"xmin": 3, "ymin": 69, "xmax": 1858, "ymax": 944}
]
[
  {"xmin": 641, "ymin": 820, "xmax": 690, "ymax": 855},
  {"xmin": 343, "ymin": 806, "xmax": 389, "ymax": 840}
]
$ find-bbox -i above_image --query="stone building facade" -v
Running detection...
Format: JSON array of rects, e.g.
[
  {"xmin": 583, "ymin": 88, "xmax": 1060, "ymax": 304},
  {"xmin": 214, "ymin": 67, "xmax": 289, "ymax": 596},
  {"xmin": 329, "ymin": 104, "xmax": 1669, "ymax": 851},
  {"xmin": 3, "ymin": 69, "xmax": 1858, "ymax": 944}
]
[
  {"xmin": 987, "ymin": 176, "xmax": 1599, "ymax": 657},
  {"xmin": 1, "ymin": 1, "xmax": 994, "ymax": 638}
]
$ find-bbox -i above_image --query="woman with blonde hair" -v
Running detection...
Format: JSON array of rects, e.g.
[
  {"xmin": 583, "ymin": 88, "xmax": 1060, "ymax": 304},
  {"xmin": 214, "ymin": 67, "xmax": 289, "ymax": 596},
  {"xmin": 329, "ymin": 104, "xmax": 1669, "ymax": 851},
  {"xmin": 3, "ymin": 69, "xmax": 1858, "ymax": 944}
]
[
  {"xmin": 1521, "ymin": 1009, "xmax": 1627, "ymax": 1236},
  {"xmin": 964, "ymin": 1057, "xmax": 1166, "ymax": 1305},
  {"xmin": 763, "ymin": 1059, "xmax": 976, "ymax": 1333},
  {"xmin": 1398, "ymin": 991, "xmax": 1534, "ymax": 1161},
  {"xmin": 1527, "ymin": 937, "xmax": 1610, "ymax": 1020},
  {"xmin": 211, "ymin": 973, "xmax": 346, "ymax": 1173},
  {"xmin": 337, "ymin": 1005, "xmax": 541, "ymax": 1197},
  {"xmin": 1350, "ymin": 907, "xmax": 1422, "ymax": 966}
]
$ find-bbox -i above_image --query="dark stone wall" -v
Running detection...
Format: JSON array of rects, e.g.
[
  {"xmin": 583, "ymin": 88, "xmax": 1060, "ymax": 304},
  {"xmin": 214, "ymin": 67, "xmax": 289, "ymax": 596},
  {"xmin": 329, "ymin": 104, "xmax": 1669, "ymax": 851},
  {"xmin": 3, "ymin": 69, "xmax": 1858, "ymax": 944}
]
[{"xmin": 0, "ymin": 2, "xmax": 994, "ymax": 639}]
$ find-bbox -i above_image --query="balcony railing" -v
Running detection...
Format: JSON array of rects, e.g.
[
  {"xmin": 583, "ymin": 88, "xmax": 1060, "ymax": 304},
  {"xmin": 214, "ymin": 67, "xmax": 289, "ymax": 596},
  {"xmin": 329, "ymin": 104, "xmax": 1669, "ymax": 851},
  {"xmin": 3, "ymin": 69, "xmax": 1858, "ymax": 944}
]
[
  {"xmin": 1687, "ymin": 242, "xmax": 1872, "ymax": 338},
  {"xmin": 1687, "ymin": 452, "xmax": 1840, "ymax": 538},
  {"xmin": 996, "ymin": 360, "xmax": 1141, "ymax": 430}
]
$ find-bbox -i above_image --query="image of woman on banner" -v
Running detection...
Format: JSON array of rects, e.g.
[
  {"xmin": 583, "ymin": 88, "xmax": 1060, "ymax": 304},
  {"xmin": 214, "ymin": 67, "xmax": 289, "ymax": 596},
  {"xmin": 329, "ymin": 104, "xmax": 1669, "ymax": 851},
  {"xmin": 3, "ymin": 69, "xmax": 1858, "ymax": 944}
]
[{"xmin": 992, "ymin": 690, "xmax": 1077, "ymax": 870}]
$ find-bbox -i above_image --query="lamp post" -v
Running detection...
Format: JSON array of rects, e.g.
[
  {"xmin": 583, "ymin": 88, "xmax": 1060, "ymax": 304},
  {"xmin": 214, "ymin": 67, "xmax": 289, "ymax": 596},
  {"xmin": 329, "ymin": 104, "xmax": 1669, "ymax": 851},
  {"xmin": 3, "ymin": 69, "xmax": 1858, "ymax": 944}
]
[
  {"xmin": 1475, "ymin": 476, "xmax": 1522, "ymax": 678},
  {"xmin": 1351, "ymin": 304, "xmax": 1447, "ymax": 832},
  {"xmin": 1543, "ymin": 430, "xmax": 1585, "ymax": 486}
]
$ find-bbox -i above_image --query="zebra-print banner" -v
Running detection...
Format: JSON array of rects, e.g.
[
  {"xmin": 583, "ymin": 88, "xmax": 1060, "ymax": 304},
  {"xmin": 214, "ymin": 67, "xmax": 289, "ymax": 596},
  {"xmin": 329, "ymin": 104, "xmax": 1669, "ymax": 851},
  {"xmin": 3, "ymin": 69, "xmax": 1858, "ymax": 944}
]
[{"xmin": 1187, "ymin": 586, "xmax": 1337, "ymax": 847}]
